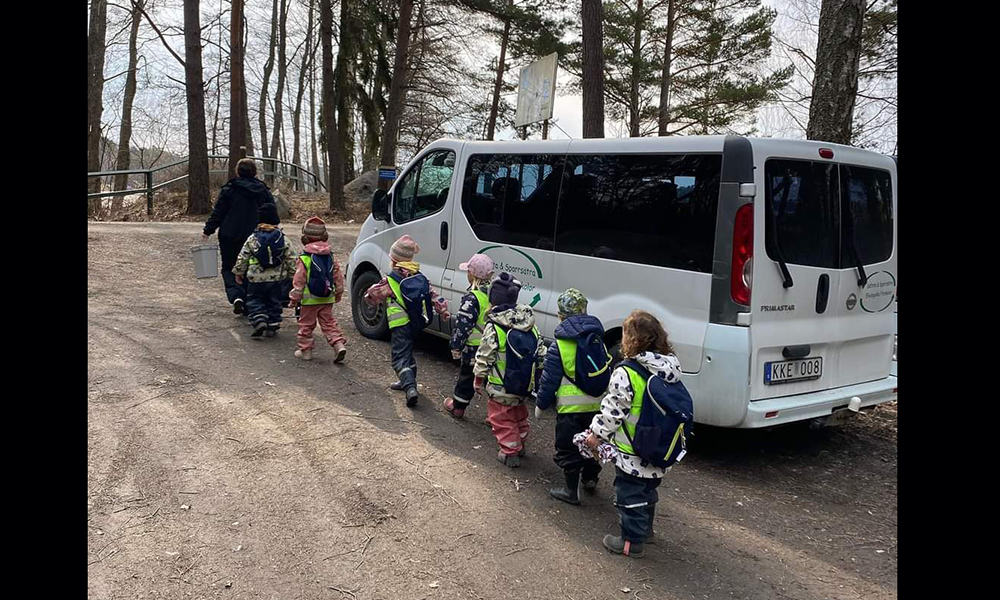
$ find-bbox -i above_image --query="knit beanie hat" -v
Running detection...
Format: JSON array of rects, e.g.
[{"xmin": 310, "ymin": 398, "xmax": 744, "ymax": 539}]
[
  {"xmin": 557, "ymin": 288, "xmax": 588, "ymax": 317},
  {"xmin": 459, "ymin": 253, "xmax": 494, "ymax": 280},
  {"xmin": 258, "ymin": 202, "xmax": 280, "ymax": 225},
  {"xmin": 390, "ymin": 234, "xmax": 420, "ymax": 262},
  {"xmin": 301, "ymin": 216, "xmax": 328, "ymax": 241},
  {"xmin": 489, "ymin": 272, "xmax": 521, "ymax": 307}
]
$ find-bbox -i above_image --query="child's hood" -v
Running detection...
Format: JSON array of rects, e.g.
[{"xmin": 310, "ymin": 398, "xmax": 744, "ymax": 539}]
[
  {"xmin": 554, "ymin": 314, "xmax": 604, "ymax": 340},
  {"xmin": 488, "ymin": 304, "xmax": 536, "ymax": 332},
  {"xmin": 303, "ymin": 241, "xmax": 331, "ymax": 255},
  {"xmin": 633, "ymin": 351, "xmax": 683, "ymax": 382}
]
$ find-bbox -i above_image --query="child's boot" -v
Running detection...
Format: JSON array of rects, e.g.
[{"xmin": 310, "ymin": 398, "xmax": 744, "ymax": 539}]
[
  {"xmin": 251, "ymin": 321, "xmax": 267, "ymax": 338},
  {"xmin": 443, "ymin": 398, "xmax": 466, "ymax": 419},
  {"xmin": 496, "ymin": 450, "xmax": 520, "ymax": 468},
  {"xmin": 405, "ymin": 387, "xmax": 419, "ymax": 407},
  {"xmin": 550, "ymin": 471, "xmax": 581, "ymax": 505},
  {"xmin": 294, "ymin": 348, "xmax": 312, "ymax": 361},
  {"xmin": 602, "ymin": 535, "xmax": 645, "ymax": 558},
  {"xmin": 390, "ymin": 381, "xmax": 405, "ymax": 391},
  {"xmin": 333, "ymin": 341, "xmax": 347, "ymax": 363}
]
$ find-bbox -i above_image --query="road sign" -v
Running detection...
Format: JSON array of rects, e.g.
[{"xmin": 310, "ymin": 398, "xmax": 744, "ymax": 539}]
[{"xmin": 515, "ymin": 53, "xmax": 558, "ymax": 128}]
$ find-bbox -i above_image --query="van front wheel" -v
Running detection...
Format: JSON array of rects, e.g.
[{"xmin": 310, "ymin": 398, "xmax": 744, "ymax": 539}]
[{"xmin": 352, "ymin": 270, "xmax": 389, "ymax": 340}]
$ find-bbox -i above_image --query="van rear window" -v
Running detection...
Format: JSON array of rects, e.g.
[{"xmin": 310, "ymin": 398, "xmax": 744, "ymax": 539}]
[{"xmin": 765, "ymin": 159, "xmax": 894, "ymax": 269}]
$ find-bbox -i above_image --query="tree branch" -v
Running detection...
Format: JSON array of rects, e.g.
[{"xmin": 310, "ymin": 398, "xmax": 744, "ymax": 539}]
[{"xmin": 133, "ymin": 0, "xmax": 185, "ymax": 67}]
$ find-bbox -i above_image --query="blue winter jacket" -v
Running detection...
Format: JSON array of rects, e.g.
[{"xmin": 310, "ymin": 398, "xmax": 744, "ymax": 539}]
[{"xmin": 535, "ymin": 314, "xmax": 606, "ymax": 411}]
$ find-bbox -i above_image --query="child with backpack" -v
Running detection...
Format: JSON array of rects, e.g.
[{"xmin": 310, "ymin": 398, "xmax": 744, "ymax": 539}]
[
  {"xmin": 232, "ymin": 203, "xmax": 297, "ymax": 338},
  {"xmin": 535, "ymin": 288, "xmax": 613, "ymax": 505},
  {"xmin": 585, "ymin": 309, "xmax": 694, "ymax": 558},
  {"xmin": 473, "ymin": 273, "xmax": 546, "ymax": 468},
  {"xmin": 363, "ymin": 235, "xmax": 450, "ymax": 407},
  {"xmin": 443, "ymin": 253, "xmax": 494, "ymax": 419},
  {"xmin": 288, "ymin": 217, "xmax": 347, "ymax": 362}
]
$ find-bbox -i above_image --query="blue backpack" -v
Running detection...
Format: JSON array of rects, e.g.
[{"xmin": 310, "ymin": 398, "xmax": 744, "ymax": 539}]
[
  {"xmin": 305, "ymin": 253, "xmax": 334, "ymax": 298},
  {"xmin": 569, "ymin": 332, "xmax": 613, "ymax": 397},
  {"xmin": 390, "ymin": 271, "xmax": 434, "ymax": 332},
  {"xmin": 253, "ymin": 229, "xmax": 286, "ymax": 269},
  {"xmin": 496, "ymin": 325, "xmax": 540, "ymax": 397},
  {"xmin": 621, "ymin": 359, "xmax": 694, "ymax": 469}
]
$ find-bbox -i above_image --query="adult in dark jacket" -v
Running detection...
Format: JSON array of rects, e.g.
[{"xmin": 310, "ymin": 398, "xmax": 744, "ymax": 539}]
[
  {"xmin": 536, "ymin": 288, "xmax": 609, "ymax": 505},
  {"xmin": 202, "ymin": 158, "xmax": 277, "ymax": 313}
]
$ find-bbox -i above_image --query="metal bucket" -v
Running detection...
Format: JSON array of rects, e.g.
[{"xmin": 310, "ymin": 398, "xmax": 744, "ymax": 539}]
[{"xmin": 190, "ymin": 244, "xmax": 219, "ymax": 279}]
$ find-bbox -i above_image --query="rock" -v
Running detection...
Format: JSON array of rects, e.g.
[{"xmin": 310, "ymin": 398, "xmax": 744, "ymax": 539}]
[
  {"xmin": 344, "ymin": 170, "xmax": 378, "ymax": 203},
  {"xmin": 273, "ymin": 191, "xmax": 292, "ymax": 219}
]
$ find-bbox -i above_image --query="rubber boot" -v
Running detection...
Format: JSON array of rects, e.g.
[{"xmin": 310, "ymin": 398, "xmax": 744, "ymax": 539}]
[
  {"xmin": 405, "ymin": 387, "xmax": 419, "ymax": 407},
  {"xmin": 549, "ymin": 471, "xmax": 581, "ymax": 505},
  {"xmin": 603, "ymin": 534, "xmax": 644, "ymax": 558}
]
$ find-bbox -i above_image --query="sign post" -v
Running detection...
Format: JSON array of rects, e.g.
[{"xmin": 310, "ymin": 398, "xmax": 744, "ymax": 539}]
[{"xmin": 377, "ymin": 165, "xmax": 397, "ymax": 191}]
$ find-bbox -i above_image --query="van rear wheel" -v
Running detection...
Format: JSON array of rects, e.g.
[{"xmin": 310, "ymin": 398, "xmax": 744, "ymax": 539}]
[{"xmin": 352, "ymin": 270, "xmax": 389, "ymax": 340}]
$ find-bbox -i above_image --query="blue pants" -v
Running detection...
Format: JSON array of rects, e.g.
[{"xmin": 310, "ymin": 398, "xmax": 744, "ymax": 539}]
[
  {"xmin": 390, "ymin": 324, "xmax": 418, "ymax": 393},
  {"xmin": 220, "ymin": 235, "xmax": 249, "ymax": 304},
  {"xmin": 554, "ymin": 412, "xmax": 601, "ymax": 481},
  {"xmin": 246, "ymin": 280, "xmax": 286, "ymax": 330},
  {"xmin": 613, "ymin": 467, "xmax": 661, "ymax": 543}
]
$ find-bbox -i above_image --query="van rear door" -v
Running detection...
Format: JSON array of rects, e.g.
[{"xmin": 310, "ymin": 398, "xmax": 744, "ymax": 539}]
[{"xmin": 748, "ymin": 141, "xmax": 896, "ymax": 401}]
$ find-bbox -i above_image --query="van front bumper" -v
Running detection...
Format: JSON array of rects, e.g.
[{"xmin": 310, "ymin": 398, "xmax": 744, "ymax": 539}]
[{"xmin": 742, "ymin": 376, "xmax": 897, "ymax": 428}]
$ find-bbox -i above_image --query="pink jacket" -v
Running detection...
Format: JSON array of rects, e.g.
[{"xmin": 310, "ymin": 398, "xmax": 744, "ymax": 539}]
[
  {"xmin": 364, "ymin": 265, "xmax": 450, "ymax": 320},
  {"xmin": 289, "ymin": 241, "xmax": 345, "ymax": 302}
]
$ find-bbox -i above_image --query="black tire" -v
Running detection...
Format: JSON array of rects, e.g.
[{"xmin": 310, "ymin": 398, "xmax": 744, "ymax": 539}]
[{"xmin": 352, "ymin": 269, "xmax": 389, "ymax": 340}]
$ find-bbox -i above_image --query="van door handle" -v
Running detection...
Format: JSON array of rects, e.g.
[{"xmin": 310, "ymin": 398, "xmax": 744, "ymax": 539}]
[
  {"xmin": 440, "ymin": 221, "xmax": 449, "ymax": 250},
  {"xmin": 815, "ymin": 273, "xmax": 830, "ymax": 314}
]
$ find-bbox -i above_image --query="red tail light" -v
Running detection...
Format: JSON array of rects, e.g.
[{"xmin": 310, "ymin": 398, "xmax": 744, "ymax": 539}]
[{"xmin": 731, "ymin": 203, "xmax": 753, "ymax": 306}]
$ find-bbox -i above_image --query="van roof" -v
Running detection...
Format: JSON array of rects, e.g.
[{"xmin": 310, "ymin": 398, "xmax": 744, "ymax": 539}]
[{"xmin": 430, "ymin": 135, "xmax": 894, "ymax": 166}]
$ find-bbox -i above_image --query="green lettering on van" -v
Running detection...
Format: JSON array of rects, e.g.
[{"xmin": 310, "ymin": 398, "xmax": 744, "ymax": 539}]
[{"xmin": 477, "ymin": 245, "xmax": 544, "ymax": 279}]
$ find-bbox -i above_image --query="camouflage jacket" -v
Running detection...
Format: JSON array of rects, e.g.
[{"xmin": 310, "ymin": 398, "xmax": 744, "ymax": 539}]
[{"xmin": 232, "ymin": 225, "xmax": 298, "ymax": 283}]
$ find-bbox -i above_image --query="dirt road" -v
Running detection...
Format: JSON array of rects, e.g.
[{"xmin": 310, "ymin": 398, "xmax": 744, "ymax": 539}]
[{"xmin": 87, "ymin": 222, "xmax": 897, "ymax": 600}]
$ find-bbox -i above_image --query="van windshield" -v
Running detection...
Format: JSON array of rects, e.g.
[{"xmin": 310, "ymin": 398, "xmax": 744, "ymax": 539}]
[{"xmin": 764, "ymin": 159, "xmax": 893, "ymax": 269}]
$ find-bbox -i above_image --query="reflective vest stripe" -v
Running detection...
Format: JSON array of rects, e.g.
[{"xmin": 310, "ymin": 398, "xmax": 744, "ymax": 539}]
[
  {"xmin": 554, "ymin": 339, "xmax": 601, "ymax": 413},
  {"xmin": 300, "ymin": 255, "xmax": 335, "ymax": 306},
  {"xmin": 386, "ymin": 276, "xmax": 410, "ymax": 328},
  {"xmin": 466, "ymin": 289, "xmax": 489, "ymax": 347},
  {"xmin": 613, "ymin": 366, "xmax": 647, "ymax": 457}
]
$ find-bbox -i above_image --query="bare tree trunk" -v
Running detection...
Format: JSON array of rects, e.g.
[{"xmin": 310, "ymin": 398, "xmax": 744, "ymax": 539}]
[
  {"xmin": 242, "ymin": 13, "xmax": 255, "ymax": 158},
  {"xmin": 321, "ymin": 0, "xmax": 346, "ymax": 210},
  {"xmin": 229, "ymin": 0, "xmax": 247, "ymax": 177},
  {"xmin": 378, "ymin": 0, "xmax": 414, "ymax": 170},
  {"xmin": 184, "ymin": 0, "xmax": 212, "ymax": 214},
  {"xmin": 657, "ymin": 0, "xmax": 676, "ymax": 136},
  {"xmin": 270, "ymin": 0, "xmax": 289, "ymax": 173},
  {"xmin": 259, "ymin": 0, "xmax": 279, "ymax": 163},
  {"xmin": 88, "ymin": 0, "xmax": 108, "ymax": 214},
  {"xmin": 309, "ymin": 42, "xmax": 320, "ymax": 185},
  {"xmin": 628, "ymin": 0, "xmax": 643, "ymax": 137},
  {"xmin": 111, "ymin": 0, "xmax": 142, "ymax": 217},
  {"xmin": 485, "ymin": 15, "xmax": 511, "ymax": 141},
  {"xmin": 210, "ymin": 1, "xmax": 223, "ymax": 155},
  {"xmin": 292, "ymin": 0, "xmax": 314, "ymax": 191},
  {"xmin": 807, "ymin": 0, "xmax": 866, "ymax": 145},
  {"xmin": 581, "ymin": 0, "xmax": 605, "ymax": 139},
  {"xmin": 335, "ymin": 0, "xmax": 356, "ymax": 183}
]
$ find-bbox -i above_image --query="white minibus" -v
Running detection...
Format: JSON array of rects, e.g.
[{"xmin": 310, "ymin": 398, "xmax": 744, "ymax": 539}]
[{"xmin": 346, "ymin": 135, "xmax": 897, "ymax": 428}]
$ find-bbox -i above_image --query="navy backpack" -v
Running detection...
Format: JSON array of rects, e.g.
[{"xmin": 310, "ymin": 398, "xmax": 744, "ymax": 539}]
[
  {"xmin": 569, "ymin": 332, "xmax": 613, "ymax": 397},
  {"xmin": 621, "ymin": 359, "xmax": 694, "ymax": 469},
  {"xmin": 496, "ymin": 326, "xmax": 540, "ymax": 396},
  {"xmin": 305, "ymin": 253, "xmax": 334, "ymax": 298},
  {"xmin": 390, "ymin": 271, "xmax": 434, "ymax": 332},
  {"xmin": 253, "ymin": 229, "xmax": 286, "ymax": 269}
]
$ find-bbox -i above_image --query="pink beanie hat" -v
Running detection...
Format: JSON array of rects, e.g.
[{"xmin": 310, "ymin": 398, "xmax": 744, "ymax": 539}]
[
  {"xmin": 459, "ymin": 253, "xmax": 494, "ymax": 279},
  {"xmin": 390, "ymin": 234, "xmax": 420, "ymax": 262}
]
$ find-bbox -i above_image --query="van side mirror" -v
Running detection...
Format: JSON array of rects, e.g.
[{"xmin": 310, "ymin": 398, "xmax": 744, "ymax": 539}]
[{"xmin": 372, "ymin": 189, "xmax": 390, "ymax": 222}]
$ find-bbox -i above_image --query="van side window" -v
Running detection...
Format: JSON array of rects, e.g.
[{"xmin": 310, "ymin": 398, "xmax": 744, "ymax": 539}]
[
  {"xmin": 840, "ymin": 165, "xmax": 893, "ymax": 267},
  {"xmin": 461, "ymin": 154, "xmax": 563, "ymax": 249},
  {"xmin": 555, "ymin": 154, "xmax": 722, "ymax": 272},
  {"xmin": 393, "ymin": 150, "xmax": 455, "ymax": 225}
]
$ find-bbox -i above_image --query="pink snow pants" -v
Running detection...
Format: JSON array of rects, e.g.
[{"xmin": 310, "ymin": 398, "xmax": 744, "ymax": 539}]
[
  {"xmin": 487, "ymin": 399, "xmax": 530, "ymax": 456},
  {"xmin": 297, "ymin": 304, "xmax": 346, "ymax": 351}
]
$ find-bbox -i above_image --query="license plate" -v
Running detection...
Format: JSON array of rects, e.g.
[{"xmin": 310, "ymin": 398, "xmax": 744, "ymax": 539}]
[{"xmin": 764, "ymin": 357, "xmax": 823, "ymax": 385}]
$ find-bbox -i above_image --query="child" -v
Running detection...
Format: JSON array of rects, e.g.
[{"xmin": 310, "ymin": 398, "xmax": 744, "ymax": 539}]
[
  {"xmin": 443, "ymin": 253, "xmax": 494, "ymax": 419},
  {"xmin": 363, "ymin": 235, "xmax": 450, "ymax": 407},
  {"xmin": 585, "ymin": 309, "xmax": 683, "ymax": 558},
  {"xmin": 232, "ymin": 203, "xmax": 297, "ymax": 338},
  {"xmin": 473, "ymin": 273, "xmax": 546, "ymax": 468},
  {"xmin": 535, "ymin": 288, "xmax": 611, "ymax": 505},
  {"xmin": 288, "ymin": 216, "xmax": 347, "ymax": 362}
]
